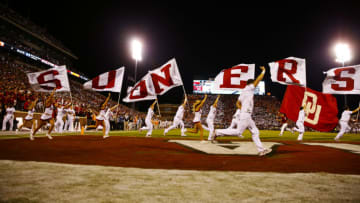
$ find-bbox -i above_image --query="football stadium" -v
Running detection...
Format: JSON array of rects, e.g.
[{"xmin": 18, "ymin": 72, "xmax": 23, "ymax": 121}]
[{"xmin": 1, "ymin": 2, "xmax": 360, "ymax": 202}]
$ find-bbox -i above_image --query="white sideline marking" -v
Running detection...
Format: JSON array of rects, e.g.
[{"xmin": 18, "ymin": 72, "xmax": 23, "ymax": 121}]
[
  {"xmin": 304, "ymin": 143, "xmax": 360, "ymax": 154},
  {"xmin": 169, "ymin": 140, "xmax": 281, "ymax": 155}
]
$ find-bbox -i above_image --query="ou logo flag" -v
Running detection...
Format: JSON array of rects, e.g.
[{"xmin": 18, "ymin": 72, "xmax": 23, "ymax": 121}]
[
  {"xmin": 322, "ymin": 65, "xmax": 360, "ymax": 94},
  {"xmin": 280, "ymin": 85, "xmax": 338, "ymax": 132}
]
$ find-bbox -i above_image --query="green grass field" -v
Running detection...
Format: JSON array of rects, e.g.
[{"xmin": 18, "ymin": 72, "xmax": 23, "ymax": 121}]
[{"xmin": 1, "ymin": 128, "xmax": 360, "ymax": 142}]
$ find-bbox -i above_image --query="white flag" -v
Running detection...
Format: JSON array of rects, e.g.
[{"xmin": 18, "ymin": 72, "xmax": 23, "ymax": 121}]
[
  {"xmin": 83, "ymin": 67, "xmax": 125, "ymax": 92},
  {"xmin": 322, "ymin": 65, "xmax": 360, "ymax": 94},
  {"xmin": 149, "ymin": 58, "xmax": 183, "ymax": 95},
  {"xmin": 213, "ymin": 64, "xmax": 255, "ymax": 91},
  {"xmin": 269, "ymin": 57, "xmax": 306, "ymax": 86},
  {"xmin": 26, "ymin": 65, "xmax": 70, "ymax": 92},
  {"xmin": 123, "ymin": 73, "xmax": 156, "ymax": 102}
]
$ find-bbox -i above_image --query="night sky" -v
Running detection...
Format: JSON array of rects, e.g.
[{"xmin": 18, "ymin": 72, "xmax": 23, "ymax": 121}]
[{"xmin": 4, "ymin": 1, "xmax": 360, "ymax": 107}]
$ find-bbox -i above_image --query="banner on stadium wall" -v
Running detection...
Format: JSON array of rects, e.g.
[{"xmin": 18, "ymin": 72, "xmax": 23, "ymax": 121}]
[
  {"xmin": 213, "ymin": 64, "xmax": 255, "ymax": 91},
  {"xmin": 149, "ymin": 58, "xmax": 183, "ymax": 95},
  {"xmin": 123, "ymin": 72, "xmax": 157, "ymax": 102},
  {"xmin": 26, "ymin": 66, "xmax": 70, "ymax": 92},
  {"xmin": 83, "ymin": 67, "xmax": 125, "ymax": 92},
  {"xmin": 269, "ymin": 57, "xmax": 306, "ymax": 86},
  {"xmin": 322, "ymin": 64, "xmax": 360, "ymax": 94},
  {"xmin": 280, "ymin": 85, "xmax": 338, "ymax": 132}
]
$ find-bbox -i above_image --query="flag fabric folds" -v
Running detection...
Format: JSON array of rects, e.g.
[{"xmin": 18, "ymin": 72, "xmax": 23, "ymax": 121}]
[
  {"xmin": 26, "ymin": 65, "xmax": 70, "ymax": 92},
  {"xmin": 213, "ymin": 64, "xmax": 255, "ymax": 91},
  {"xmin": 322, "ymin": 65, "xmax": 360, "ymax": 94},
  {"xmin": 269, "ymin": 57, "xmax": 306, "ymax": 86},
  {"xmin": 280, "ymin": 85, "xmax": 338, "ymax": 132},
  {"xmin": 123, "ymin": 73, "xmax": 157, "ymax": 102},
  {"xmin": 149, "ymin": 58, "xmax": 183, "ymax": 95},
  {"xmin": 83, "ymin": 67, "xmax": 125, "ymax": 92}
]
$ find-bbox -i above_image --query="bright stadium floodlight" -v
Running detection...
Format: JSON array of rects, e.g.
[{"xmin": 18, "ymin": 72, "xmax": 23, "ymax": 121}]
[
  {"xmin": 131, "ymin": 39, "xmax": 142, "ymax": 61},
  {"xmin": 334, "ymin": 43, "xmax": 351, "ymax": 66}
]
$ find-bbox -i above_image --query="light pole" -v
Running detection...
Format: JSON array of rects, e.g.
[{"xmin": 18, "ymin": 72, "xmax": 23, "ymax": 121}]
[
  {"xmin": 334, "ymin": 42, "xmax": 351, "ymax": 105},
  {"xmin": 131, "ymin": 38, "xmax": 142, "ymax": 109}
]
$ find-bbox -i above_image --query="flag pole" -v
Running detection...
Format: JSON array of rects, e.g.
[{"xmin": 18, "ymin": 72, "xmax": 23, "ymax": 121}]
[{"xmin": 156, "ymin": 96, "xmax": 161, "ymax": 117}]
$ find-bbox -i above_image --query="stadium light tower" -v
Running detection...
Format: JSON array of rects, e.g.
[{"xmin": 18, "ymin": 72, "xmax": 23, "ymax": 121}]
[
  {"xmin": 334, "ymin": 42, "xmax": 351, "ymax": 67},
  {"xmin": 334, "ymin": 42, "xmax": 352, "ymax": 106},
  {"xmin": 131, "ymin": 38, "xmax": 143, "ymax": 83}
]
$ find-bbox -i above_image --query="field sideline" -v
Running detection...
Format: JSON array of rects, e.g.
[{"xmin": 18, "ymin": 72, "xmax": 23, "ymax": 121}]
[
  {"xmin": 1, "ymin": 129, "xmax": 360, "ymax": 202},
  {"xmin": 1, "ymin": 129, "xmax": 360, "ymax": 142}
]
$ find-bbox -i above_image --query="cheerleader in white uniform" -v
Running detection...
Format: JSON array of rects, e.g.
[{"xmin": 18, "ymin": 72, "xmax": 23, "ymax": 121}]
[
  {"xmin": 64, "ymin": 106, "xmax": 76, "ymax": 131},
  {"xmin": 139, "ymin": 100, "xmax": 157, "ymax": 137},
  {"xmin": 17, "ymin": 98, "xmax": 38, "ymax": 133},
  {"xmin": 103, "ymin": 104, "xmax": 119, "ymax": 139},
  {"xmin": 31, "ymin": 88, "xmax": 56, "ymax": 140},
  {"xmin": 2, "ymin": 103, "xmax": 16, "ymax": 131},
  {"xmin": 55, "ymin": 102, "xmax": 71, "ymax": 133},
  {"xmin": 87, "ymin": 93, "xmax": 111, "ymax": 137},
  {"xmin": 164, "ymin": 97, "xmax": 187, "ymax": 136},
  {"xmin": 187, "ymin": 94, "xmax": 207, "ymax": 141},
  {"xmin": 202, "ymin": 95, "xmax": 220, "ymax": 141}
]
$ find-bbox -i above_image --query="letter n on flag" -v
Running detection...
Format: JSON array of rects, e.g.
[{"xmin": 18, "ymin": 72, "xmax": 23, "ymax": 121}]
[
  {"xmin": 280, "ymin": 85, "xmax": 338, "ymax": 132},
  {"xmin": 213, "ymin": 64, "xmax": 255, "ymax": 91},
  {"xmin": 83, "ymin": 67, "xmax": 125, "ymax": 92},
  {"xmin": 269, "ymin": 57, "xmax": 306, "ymax": 86},
  {"xmin": 123, "ymin": 73, "xmax": 156, "ymax": 103},
  {"xmin": 149, "ymin": 58, "xmax": 183, "ymax": 95}
]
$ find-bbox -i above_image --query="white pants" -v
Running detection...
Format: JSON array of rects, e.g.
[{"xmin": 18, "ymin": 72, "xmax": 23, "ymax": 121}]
[
  {"xmin": 104, "ymin": 119, "xmax": 110, "ymax": 136},
  {"xmin": 164, "ymin": 118, "xmax": 185, "ymax": 135},
  {"xmin": 228, "ymin": 118, "xmax": 237, "ymax": 129},
  {"xmin": 202, "ymin": 119, "xmax": 215, "ymax": 141},
  {"xmin": 55, "ymin": 118, "xmax": 64, "ymax": 133},
  {"xmin": 280, "ymin": 123, "xmax": 288, "ymax": 136},
  {"xmin": 140, "ymin": 119, "xmax": 153, "ymax": 136},
  {"xmin": 335, "ymin": 121, "xmax": 351, "ymax": 140},
  {"xmin": 293, "ymin": 121, "xmax": 305, "ymax": 141},
  {"xmin": 2, "ymin": 115, "xmax": 14, "ymax": 131},
  {"xmin": 217, "ymin": 114, "xmax": 264, "ymax": 152},
  {"xmin": 64, "ymin": 118, "xmax": 74, "ymax": 131}
]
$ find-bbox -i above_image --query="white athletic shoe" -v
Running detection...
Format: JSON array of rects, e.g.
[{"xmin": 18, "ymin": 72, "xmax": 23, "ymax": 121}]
[
  {"xmin": 259, "ymin": 148, "xmax": 272, "ymax": 156},
  {"xmin": 181, "ymin": 134, "xmax": 187, "ymax": 137},
  {"xmin": 163, "ymin": 131, "xmax": 166, "ymax": 136},
  {"xmin": 103, "ymin": 135, "xmax": 109, "ymax": 139},
  {"xmin": 46, "ymin": 133, "xmax": 53, "ymax": 140},
  {"xmin": 200, "ymin": 140, "xmax": 208, "ymax": 144},
  {"xmin": 30, "ymin": 133, "xmax": 34, "ymax": 141},
  {"xmin": 145, "ymin": 134, "xmax": 151, "ymax": 137}
]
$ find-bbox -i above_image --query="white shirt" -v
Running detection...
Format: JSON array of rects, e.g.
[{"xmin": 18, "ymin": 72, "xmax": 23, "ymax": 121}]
[
  {"xmin": 6, "ymin": 107, "xmax": 15, "ymax": 116},
  {"xmin": 193, "ymin": 109, "xmax": 202, "ymax": 123},
  {"xmin": 234, "ymin": 109, "xmax": 241, "ymax": 120},
  {"xmin": 96, "ymin": 109, "xmax": 106, "ymax": 120},
  {"xmin": 238, "ymin": 84, "xmax": 255, "ymax": 114},
  {"xmin": 174, "ymin": 105, "xmax": 185, "ymax": 120},
  {"xmin": 340, "ymin": 110, "xmax": 352, "ymax": 122},
  {"xmin": 207, "ymin": 106, "xmax": 216, "ymax": 120},
  {"xmin": 41, "ymin": 105, "xmax": 54, "ymax": 120},
  {"xmin": 67, "ymin": 109, "xmax": 75, "ymax": 120},
  {"xmin": 105, "ymin": 109, "xmax": 113, "ymax": 120},
  {"xmin": 25, "ymin": 108, "xmax": 35, "ymax": 120},
  {"xmin": 57, "ymin": 107, "xmax": 65, "ymax": 119},
  {"xmin": 297, "ymin": 109, "xmax": 305, "ymax": 123},
  {"xmin": 146, "ymin": 108, "xmax": 154, "ymax": 121}
]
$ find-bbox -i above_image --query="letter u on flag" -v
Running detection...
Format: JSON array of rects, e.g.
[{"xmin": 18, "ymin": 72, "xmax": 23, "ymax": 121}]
[
  {"xmin": 213, "ymin": 64, "xmax": 255, "ymax": 91},
  {"xmin": 149, "ymin": 58, "xmax": 183, "ymax": 95},
  {"xmin": 123, "ymin": 72, "xmax": 157, "ymax": 103},
  {"xmin": 280, "ymin": 85, "xmax": 338, "ymax": 132},
  {"xmin": 83, "ymin": 67, "xmax": 125, "ymax": 92},
  {"xmin": 269, "ymin": 57, "xmax": 306, "ymax": 86},
  {"xmin": 26, "ymin": 65, "xmax": 70, "ymax": 92},
  {"xmin": 322, "ymin": 65, "xmax": 360, "ymax": 94}
]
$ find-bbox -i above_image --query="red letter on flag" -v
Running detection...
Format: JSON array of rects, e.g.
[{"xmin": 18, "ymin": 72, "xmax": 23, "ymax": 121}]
[
  {"xmin": 331, "ymin": 67, "xmax": 355, "ymax": 91},
  {"xmin": 219, "ymin": 66, "xmax": 248, "ymax": 88},
  {"xmin": 276, "ymin": 59, "xmax": 300, "ymax": 84},
  {"xmin": 91, "ymin": 70, "xmax": 116, "ymax": 89},
  {"xmin": 36, "ymin": 70, "xmax": 62, "ymax": 90},
  {"xmin": 150, "ymin": 64, "xmax": 174, "ymax": 94}
]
